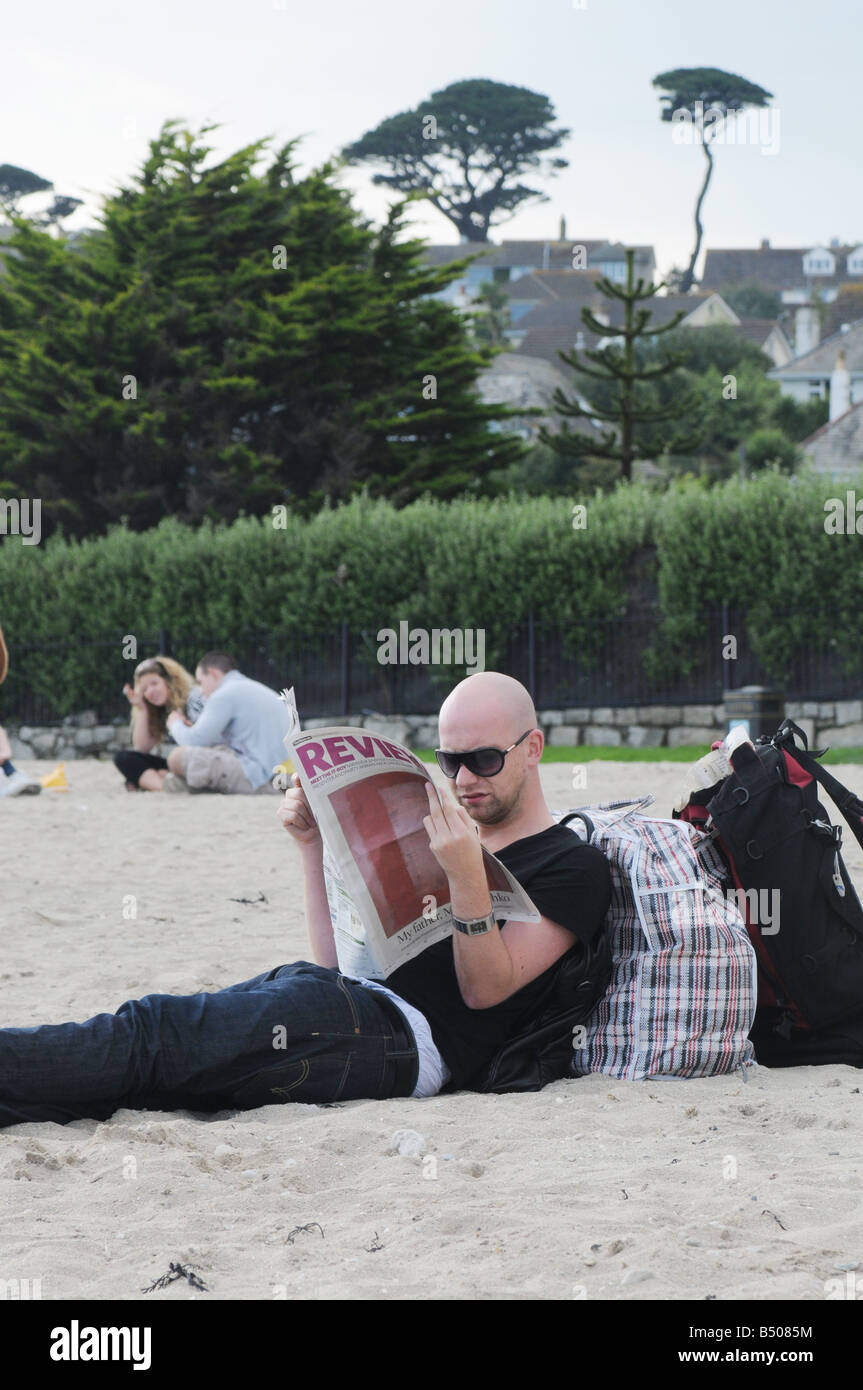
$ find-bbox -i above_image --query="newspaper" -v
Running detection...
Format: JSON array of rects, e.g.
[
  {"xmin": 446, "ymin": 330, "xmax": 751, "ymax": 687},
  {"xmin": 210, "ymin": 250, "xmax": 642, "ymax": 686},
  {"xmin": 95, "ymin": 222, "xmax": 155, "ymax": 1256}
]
[{"xmin": 280, "ymin": 689, "xmax": 540, "ymax": 979}]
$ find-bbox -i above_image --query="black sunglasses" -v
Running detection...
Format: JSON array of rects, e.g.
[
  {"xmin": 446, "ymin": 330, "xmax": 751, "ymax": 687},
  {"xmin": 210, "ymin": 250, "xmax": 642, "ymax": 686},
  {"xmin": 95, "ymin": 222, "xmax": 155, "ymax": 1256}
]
[{"xmin": 434, "ymin": 729, "xmax": 533, "ymax": 779}]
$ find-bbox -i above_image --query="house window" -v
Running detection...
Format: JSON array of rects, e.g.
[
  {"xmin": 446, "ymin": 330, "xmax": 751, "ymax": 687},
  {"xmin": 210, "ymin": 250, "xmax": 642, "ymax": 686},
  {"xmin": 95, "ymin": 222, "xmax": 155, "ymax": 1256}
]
[
  {"xmin": 803, "ymin": 249, "xmax": 835, "ymax": 276},
  {"xmin": 808, "ymin": 380, "xmax": 825, "ymax": 399},
  {"xmin": 493, "ymin": 267, "xmax": 511, "ymax": 283}
]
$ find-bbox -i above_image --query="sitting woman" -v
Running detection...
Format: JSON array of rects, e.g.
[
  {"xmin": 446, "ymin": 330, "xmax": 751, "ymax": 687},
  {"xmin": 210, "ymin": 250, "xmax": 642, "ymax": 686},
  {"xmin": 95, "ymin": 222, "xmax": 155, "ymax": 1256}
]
[{"xmin": 114, "ymin": 656, "xmax": 206, "ymax": 791}]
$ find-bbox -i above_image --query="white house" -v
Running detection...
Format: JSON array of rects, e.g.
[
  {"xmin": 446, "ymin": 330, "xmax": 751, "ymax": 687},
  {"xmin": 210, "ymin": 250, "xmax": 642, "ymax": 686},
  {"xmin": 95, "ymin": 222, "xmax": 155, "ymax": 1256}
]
[{"xmin": 767, "ymin": 320, "xmax": 863, "ymax": 409}]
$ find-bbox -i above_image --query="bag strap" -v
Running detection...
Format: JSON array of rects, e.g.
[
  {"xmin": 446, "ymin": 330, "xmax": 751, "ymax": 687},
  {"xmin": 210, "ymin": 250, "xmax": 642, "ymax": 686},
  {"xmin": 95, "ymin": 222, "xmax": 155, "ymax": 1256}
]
[
  {"xmin": 772, "ymin": 719, "xmax": 863, "ymax": 852},
  {"xmin": 560, "ymin": 810, "xmax": 596, "ymax": 840}
]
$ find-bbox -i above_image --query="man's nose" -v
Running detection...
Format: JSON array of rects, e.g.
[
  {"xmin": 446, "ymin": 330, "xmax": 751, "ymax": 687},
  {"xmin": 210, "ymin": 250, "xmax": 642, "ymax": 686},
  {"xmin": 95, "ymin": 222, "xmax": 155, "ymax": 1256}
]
[{"xmin": 455, "ymin": 761, "xmax": 479, "ymax": 788}]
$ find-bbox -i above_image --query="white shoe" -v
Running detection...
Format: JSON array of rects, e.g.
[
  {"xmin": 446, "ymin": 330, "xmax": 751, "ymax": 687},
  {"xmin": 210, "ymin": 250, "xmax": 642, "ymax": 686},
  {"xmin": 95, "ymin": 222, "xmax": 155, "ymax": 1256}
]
[{"xmin": 0, "ymin": 770, "xmax": 42, "ymax": 797}]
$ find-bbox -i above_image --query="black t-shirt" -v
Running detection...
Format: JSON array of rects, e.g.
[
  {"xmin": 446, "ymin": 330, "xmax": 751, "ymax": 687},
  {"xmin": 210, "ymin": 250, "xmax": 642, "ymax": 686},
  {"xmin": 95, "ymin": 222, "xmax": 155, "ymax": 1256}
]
[{"xmin": 387, "ymin": 824, "xmax": 611, "ymax": 1091}]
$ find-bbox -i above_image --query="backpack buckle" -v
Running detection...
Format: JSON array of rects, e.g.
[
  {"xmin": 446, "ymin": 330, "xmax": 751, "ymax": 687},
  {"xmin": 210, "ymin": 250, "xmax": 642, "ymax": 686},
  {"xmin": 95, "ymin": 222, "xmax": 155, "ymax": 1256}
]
[{"xmin": 833, "ymin": 851, "xmax": 846, "ymax": 897}]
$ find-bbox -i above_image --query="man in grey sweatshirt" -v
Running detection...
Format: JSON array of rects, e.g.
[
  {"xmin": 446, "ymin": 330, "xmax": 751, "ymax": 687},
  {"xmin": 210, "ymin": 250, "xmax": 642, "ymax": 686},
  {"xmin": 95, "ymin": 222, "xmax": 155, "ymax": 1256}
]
[{"xmin": 165, "ymin": 652, "xmax": 290, "ymax": 794}]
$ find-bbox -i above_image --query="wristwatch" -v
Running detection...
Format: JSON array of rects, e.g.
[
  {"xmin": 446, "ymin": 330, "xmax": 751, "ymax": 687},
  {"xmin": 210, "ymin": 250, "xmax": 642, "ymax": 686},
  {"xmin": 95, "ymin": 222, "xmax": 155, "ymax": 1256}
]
[{"xmin": 452, "ymin": 910, "xmax": 496, "ymax": 936}]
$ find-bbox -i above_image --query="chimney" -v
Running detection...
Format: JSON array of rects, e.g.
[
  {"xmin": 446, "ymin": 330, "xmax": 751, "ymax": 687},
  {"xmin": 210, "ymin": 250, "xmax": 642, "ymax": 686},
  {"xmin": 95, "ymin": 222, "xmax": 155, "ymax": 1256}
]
[
  {"xmin": 829, "ymin": 348, "xmax": 851, "ymax": 422},
  {"xmin": 559, "ymin": 215, "xmax": 567, "ymax": 242},
  {"xmin": 760, "ymin": 238, "xmax": 770, "ymax": 250},
  {"xmin": 794, "ymin": 304, "xmax": 821, "ymax": 356}
]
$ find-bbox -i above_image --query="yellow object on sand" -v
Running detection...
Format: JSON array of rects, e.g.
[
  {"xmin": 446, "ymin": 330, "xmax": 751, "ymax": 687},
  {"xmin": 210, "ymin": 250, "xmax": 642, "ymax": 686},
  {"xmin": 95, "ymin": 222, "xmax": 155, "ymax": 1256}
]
[
  {"xmin": 271, "ymin": 757, "xmax": 295, "ymax": 791},
  {"xmin": 40, "ymin": 762, "xmax": 69, "ymax": 791}
]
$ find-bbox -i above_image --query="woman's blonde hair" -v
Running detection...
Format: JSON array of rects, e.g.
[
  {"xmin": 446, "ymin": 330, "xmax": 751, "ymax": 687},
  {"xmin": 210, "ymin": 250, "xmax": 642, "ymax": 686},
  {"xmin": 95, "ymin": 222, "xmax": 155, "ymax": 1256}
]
[{"xmin": 132, "ymin": 655, "xmax": 197, "ymax": 742}]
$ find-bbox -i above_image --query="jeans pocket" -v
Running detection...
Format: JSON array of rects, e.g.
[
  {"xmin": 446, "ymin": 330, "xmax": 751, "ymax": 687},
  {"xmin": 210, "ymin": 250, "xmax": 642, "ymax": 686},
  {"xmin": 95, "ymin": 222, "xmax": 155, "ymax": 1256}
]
[{"xmin": 227, "ymin": 1052, "xmax": 352, "ymax": 1108}]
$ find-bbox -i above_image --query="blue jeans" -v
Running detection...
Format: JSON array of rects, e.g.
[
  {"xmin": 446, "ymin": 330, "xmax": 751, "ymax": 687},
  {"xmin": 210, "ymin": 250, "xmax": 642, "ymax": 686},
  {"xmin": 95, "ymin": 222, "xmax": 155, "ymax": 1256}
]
[{"xmin": 0, "ymin": 962, "xmax": 420, "ymax": 1128}]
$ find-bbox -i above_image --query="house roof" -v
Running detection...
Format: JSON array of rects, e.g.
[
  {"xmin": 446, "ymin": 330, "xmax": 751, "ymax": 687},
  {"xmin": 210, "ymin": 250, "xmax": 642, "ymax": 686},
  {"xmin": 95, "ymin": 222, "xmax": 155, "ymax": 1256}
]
[
  {"xmin": 733, "ymin": 317, "xmax": 791, "ymax": 348},
  {"xmin": 421, "ymin": 244, "xmax": 491, "ymax": 268},
  {"xmin": 477, "ymin": 352, "xmax": 602, "ymax": 438},
  {"xmin": 821, "ymin": 289, "xmax": 863, "ymax": 340},
  {"xmin": 510, "ymin": 290, "xmax": 783, "ymax": 367},
  {"xmin": 646, "ymin": 293, "xmax": 724, "ymax": 324},
  {"xmin": 505, "ymin": 269, "xmax": 604, "ymax": 302},
  {"xmin": 769, "ymin": 317, "xmax": 863, "ymax": 376},
  {"xmin": 801, "ymin": 400, "xmax": 863, "ymax": 474},
  {"xmin": 421, "ymin": 239, "xmax": 656, "ymax": 272},
  {"xmin": 701, "ymin": 245, "xmax": 862, "ymax": 294},
  {"xmin": 510, "ymin": 300, "xmax": 607, "ymax": 364},
  {"xmin": 508, "ymin": 291, "xmax": 721, "ymax": 364}
]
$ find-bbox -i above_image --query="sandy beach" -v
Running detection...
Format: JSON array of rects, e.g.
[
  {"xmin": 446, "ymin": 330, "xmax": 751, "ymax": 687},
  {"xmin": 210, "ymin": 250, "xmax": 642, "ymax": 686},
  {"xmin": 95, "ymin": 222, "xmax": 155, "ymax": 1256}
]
[{"xmin": 2, "ymin": 757, "xmax": 862, "ymax": 1302}]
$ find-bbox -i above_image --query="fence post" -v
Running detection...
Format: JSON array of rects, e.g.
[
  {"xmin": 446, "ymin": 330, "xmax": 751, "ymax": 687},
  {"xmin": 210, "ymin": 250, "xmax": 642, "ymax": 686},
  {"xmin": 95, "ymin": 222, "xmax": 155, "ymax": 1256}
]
[
  {"xmin": 340, "ymin": 622, "xmax": 350, "ymax": 718},
  {"xmin": 159, "ymin": 627, "xmax": 172, "ymax": 657},
  {"xmin": 721, "ymin": 601, "xmax": 734, "ymax": 694},
  {"xmin": 527, "ymin": 608, "xmax": 536, "ymax": 700}
]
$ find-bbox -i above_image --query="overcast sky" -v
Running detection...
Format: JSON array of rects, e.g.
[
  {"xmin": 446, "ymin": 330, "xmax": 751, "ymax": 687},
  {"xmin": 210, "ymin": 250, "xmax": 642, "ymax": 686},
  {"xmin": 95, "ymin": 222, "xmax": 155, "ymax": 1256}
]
[{"xmin": 5, "ymin": 0, "xmax": 861, "ymax": 280}]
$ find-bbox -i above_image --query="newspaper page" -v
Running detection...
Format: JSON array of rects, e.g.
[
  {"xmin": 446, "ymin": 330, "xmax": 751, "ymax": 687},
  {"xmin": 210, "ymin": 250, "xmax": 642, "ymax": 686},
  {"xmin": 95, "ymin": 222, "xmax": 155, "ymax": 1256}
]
[{"xmin": 280, "ymin": 689, "xmax": 540, "ymax": 979}]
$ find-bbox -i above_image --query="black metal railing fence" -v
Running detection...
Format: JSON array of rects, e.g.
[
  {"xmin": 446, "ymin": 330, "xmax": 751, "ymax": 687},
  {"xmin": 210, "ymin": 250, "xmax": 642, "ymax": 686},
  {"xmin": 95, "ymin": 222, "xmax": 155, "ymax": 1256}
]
[{"xmin": 2, "ymin": 606, "xmax": 861, "ymax": 726}]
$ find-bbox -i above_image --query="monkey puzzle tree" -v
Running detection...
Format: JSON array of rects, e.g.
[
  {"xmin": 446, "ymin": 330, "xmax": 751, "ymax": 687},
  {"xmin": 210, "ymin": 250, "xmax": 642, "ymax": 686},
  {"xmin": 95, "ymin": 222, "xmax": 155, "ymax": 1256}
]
[
  {"xmin": 540, "ymin": 249, "xmax": 702, "ymax": 482},
  {"xmin": 342, "ymin": 79, "xmax": 569, "ymax": 243},
  {"xmin": 653, "ymin": 68, "xmax": 774, "ymax": 293}
]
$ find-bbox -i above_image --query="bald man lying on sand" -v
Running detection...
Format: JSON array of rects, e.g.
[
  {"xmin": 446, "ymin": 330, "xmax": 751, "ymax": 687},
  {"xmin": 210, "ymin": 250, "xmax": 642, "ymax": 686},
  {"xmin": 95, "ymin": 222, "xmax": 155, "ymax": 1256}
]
[{"xmin": 0, "ymin": 674, "xmax": 612, "ymax": 1127}]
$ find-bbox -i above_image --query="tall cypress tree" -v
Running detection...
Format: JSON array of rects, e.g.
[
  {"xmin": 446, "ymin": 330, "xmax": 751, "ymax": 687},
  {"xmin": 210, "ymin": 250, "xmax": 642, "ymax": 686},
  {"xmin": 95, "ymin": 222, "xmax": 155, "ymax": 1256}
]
[
  {"xmin": 0, "ymin": 122, "xmax": 523, "ymax": 535},
  {"xmin": 540, "ymin": 248, "xmax": 702, "ymax": 481}
]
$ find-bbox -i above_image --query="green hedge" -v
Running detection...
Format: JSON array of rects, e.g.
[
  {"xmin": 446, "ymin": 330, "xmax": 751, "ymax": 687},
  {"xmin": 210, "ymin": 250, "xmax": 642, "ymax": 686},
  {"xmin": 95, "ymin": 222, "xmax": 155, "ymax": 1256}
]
[
  {"xmin": 0, "ymin": 489, "xmax": 648, "ymax": 640},
  {"xmin": 2, "ymin": 473, "xmax": 862, "ymax": 717}
]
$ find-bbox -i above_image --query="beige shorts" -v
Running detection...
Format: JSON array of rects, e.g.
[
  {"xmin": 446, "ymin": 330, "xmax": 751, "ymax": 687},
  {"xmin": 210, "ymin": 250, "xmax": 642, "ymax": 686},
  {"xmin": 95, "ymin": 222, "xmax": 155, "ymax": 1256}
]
[{"xmin": 182, "ymin": 745, "xmax": 275, "ymax": 795}]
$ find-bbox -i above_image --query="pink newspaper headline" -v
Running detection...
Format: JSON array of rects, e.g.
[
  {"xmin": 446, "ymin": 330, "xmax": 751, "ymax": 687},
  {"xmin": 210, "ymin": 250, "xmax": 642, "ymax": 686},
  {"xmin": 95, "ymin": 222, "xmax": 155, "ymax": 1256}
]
[{"xmin": 295, "ymin": 732, "xmax": 427, "ymax": 783}]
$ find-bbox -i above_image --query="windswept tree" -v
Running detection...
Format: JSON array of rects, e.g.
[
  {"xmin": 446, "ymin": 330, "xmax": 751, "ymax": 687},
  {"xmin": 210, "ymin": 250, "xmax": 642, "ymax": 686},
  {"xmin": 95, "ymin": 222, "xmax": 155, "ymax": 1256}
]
[
  {"xmin": 0, "ymin": 164, "xmax": 81, "ymax": 228},
  {"xmin": 342, "ymin": 79, "xmax": 569, "ymax": 243},
  {"xmin": 653, "ymin": 68, "xmax": 773, "ymax": 293},
  {"xmin": 0, "ymin": 164, "xmax": 52, "ymax": 218},
  {"xmin": 40, "ymin": 194, "xmax": 83, "ymax": 230}
]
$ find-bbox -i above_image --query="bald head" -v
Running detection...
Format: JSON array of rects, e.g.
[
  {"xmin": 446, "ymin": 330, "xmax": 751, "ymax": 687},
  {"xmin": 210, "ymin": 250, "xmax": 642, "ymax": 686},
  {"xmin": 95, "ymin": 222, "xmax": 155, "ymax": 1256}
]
[{"xmin": 438, "ymin": 672, "xmax": 537, "ymax": 746}]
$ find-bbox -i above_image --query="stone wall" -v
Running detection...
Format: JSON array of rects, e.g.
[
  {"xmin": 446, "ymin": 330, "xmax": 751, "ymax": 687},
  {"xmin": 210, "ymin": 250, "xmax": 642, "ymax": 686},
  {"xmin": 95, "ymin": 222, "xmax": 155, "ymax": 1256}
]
[
  {"xmin": 7, "ymin": 700, "xmax": 863, "ymax": 761},
  {"xmin": 8, "ymin": 712, "xmax": 131, "ymax": 762}
]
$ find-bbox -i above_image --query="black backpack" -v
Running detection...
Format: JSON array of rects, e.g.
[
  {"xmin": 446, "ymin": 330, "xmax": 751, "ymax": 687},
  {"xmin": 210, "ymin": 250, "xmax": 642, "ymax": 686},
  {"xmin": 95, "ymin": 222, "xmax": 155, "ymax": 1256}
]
[
  {"xmin": 476, "ymin": 927, "xmax": 612, "ymax": 1093},
  {"xmin": 675, "ymin": 719, "xmax": 863, "ymax": 1034}
]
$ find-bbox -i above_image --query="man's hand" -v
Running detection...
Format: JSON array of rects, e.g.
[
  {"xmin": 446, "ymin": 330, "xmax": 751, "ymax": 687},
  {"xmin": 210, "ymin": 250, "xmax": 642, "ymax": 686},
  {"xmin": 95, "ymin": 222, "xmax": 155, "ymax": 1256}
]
[
  {"xmin": 277, "ymin": 773, "xmax": 323, "ymax": 853},
  {"xmin": 423, "ymin": 781, "xmax": 485, "ymax": 883}
]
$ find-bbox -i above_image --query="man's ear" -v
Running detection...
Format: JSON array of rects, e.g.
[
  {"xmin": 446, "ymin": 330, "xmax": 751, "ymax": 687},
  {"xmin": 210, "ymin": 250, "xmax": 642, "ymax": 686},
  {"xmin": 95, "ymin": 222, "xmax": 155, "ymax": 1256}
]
[{"xmin": 527, "ymin": 729, "xmax": 544, "ymax": 763}]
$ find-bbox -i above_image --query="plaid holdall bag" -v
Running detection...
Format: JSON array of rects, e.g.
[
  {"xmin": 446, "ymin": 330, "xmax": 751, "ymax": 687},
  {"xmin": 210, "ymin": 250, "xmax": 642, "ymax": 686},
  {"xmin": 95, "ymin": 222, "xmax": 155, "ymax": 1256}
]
[{"xmin": 556, "ymin": 798, "xmax": 757, "ymax": 1080}]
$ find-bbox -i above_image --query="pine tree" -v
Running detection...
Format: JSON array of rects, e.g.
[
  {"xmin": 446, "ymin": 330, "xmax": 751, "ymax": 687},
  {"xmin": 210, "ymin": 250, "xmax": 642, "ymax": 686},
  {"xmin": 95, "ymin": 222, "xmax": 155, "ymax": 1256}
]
[
  {"xmin": 540, "ymin": 248, "xmax": 702, "ymax": 481},
  {"xmin": 0, "ymin": 123, "xmax": 524, "ymax": 535},
  {"xmin": 652, "ymin": 68, "xmax": 773, "ymax": 295},
  {"xmin": 342, "ymin": 79, "xmax": 568, "ymax": 243}
]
